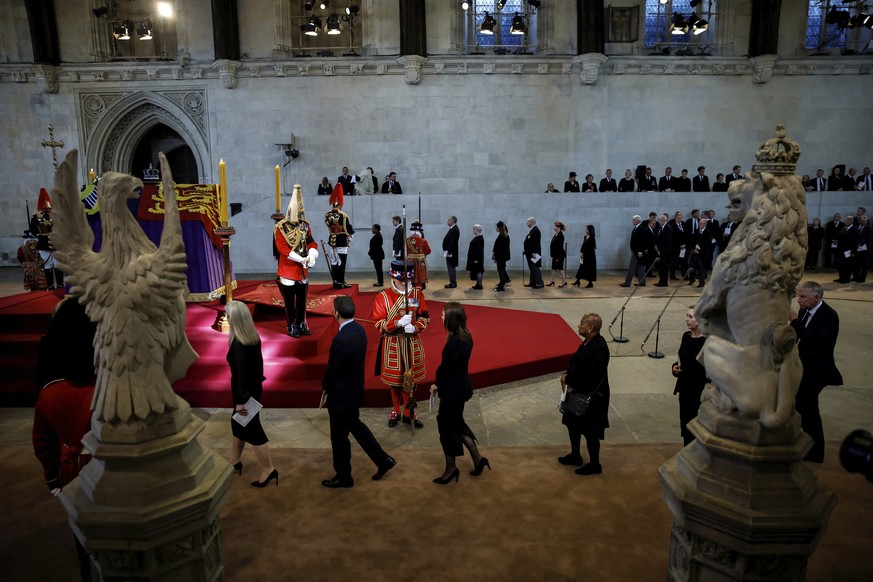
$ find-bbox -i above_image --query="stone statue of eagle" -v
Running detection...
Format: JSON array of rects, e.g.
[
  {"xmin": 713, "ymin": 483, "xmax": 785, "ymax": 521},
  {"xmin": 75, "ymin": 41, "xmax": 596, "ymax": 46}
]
[{"xmin": 50, "ymin": 149, "xmax": 198, "ymax": 424}]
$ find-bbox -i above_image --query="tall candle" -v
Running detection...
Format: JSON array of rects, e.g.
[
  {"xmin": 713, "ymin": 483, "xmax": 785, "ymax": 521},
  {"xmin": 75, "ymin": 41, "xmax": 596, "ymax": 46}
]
[
  {"xmin": 219, "ymin": 159, "xmax": 228, "ymax": 224},
  {"xmin": 89, "ymin": 169, "xmax": 95, "ymax": 184},
  {"xmin": 275, "ymin": 165, "xmax": 281, "ymax": 213}
]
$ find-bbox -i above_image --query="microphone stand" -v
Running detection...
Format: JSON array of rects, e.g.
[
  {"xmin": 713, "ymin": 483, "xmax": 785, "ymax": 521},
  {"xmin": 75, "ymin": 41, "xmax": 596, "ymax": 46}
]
[
  {"xmin": 608, "ymin": 257, "xmax": 660, "ymax": 344},
  {"xmin": 641, "ymin": 282, "xmax": 684, "ymax": 358}
]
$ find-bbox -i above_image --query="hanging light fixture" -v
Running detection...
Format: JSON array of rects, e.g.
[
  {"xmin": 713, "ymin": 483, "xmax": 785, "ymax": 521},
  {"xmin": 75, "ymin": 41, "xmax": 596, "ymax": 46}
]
[
  {"xmin": 671, "ymin": 13, "xmax": 688, "ymax": 35},
  {"xmin": 479, "ymin": 11, "xmax": 496, "ymax": 35},
  {"xmin": 327, "ymin": 13, "xmax": 341, "ymax": 34},
  {"xmin": 687, "ymin": 13, "xmax": 708, "ymax": 35},
  {"xmin": 301, "ymin": 16, "xmax": 321, "ymax": 36},
  {"xmin": 137, "ymin": 19, "xmax": 153, "ymax": 40},
  {"xmin": 510, "ymin": 13, "xmax": 527, "ymax": 35}
]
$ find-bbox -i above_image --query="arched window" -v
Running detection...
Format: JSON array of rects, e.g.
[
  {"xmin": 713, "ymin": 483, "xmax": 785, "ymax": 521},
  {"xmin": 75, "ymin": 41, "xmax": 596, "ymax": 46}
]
[
  {"xmin": 461, "ymin": 1, "xmax": 539, "ymax": 55},
  {"xmin": 644, "ymin": 0, "xmax": 715, "ymax": 54}
]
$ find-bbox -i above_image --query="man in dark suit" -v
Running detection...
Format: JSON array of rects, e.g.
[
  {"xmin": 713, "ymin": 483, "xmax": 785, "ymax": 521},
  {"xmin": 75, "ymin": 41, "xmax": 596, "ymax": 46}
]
[
  {"xmin": 654, "ymin": 214, "xmax": 672, "ymax": 286},
  {"xmin": 443, "ymin": 215, "xmax": 460, "ymax": 288},
  {"xmin": 524, "ymin": 217, "xmax": 544, "ymax": 288},
  {"xmin": 381, "ymin": 171, "xmax": 403, "ymax": 194},
  {"xmin": 659, "ymin": 167, "xmax": 676, "ymax": 192},
  {"xmin": 368, "ymin": 224, "xmax": 385, "ymax": 287},
  {"xmin": 789, "ymin": 282, "xmax": 843, "ymax": 463},
  {"xmin": 692, "ymin": 166, "xmax": 710, "ymax": 192},
  {"xmin": 599, "ymin": 169, "xmax": 617, "ymax": 192},
  {"xmin": 823, "ymin": 213, "xmax": 843, "ymax": 269},
  {"xmin": 391, "ymin": 215, "xmax": 404, "ymax": 261},
  {"xmin": 322, "ymin": 296, "xmax": 396, "ymax": 488},
  {"xmin": 724, "ymin": 165, "xmax": 743, "ymax": 185},
  {"xmin": 337, "ymin": 166, "xmax": 356, "ymax": 197},
  {"xmin": 620, "ymin": 215, "xmax": 653, "ymax": 287}
]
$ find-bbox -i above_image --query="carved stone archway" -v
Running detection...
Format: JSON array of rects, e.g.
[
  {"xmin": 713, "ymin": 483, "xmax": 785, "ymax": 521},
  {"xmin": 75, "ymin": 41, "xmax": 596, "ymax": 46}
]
[{"xmin": 77, "ymin": 89, "xmax": 210, "ymax": 182}]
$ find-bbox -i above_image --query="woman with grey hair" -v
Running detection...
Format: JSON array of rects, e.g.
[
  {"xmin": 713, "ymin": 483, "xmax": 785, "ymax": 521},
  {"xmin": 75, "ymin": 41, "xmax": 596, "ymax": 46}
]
[
  {"xmin": 466, "ymin": 224, "xmax": 485, "ymax": 290},
  {"xmin": 226, "ymin": 300, "xmax": 277, "ymax": 488}
]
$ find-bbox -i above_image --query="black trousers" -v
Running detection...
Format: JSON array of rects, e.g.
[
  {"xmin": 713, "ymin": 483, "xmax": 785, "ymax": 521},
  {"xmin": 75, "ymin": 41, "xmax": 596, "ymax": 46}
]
[
  {"xmin": 373, "ymin": 259, "xmax": 383, "ymax": 285},
  {"xmin": 279, "ymin": 281, "xmax": 307, "ymax": 327},
  {"xmin": 328, "ymin": 408, "xmax": 390, "ymax": 480},
  {"xmin": 795, "ymin": 378, "xmax": 826, "ymax": 461}
]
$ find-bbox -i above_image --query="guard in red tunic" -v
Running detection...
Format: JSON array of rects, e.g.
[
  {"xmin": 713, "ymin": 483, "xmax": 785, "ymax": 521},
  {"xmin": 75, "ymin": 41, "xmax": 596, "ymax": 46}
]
[
  {"xmin": 324, "ymin": 185, "xmax": 355, "ymax": 289},
  {"xmin": 373, "ymin": 259, "xmax": 430, "ymax": 428},
  {"xmin": 406, "ymin": 220, "xmax": 432, "ymax": 289},
  {"xmin": 275, "ymin": 184, "xmax": 319, "ymax": 338}
]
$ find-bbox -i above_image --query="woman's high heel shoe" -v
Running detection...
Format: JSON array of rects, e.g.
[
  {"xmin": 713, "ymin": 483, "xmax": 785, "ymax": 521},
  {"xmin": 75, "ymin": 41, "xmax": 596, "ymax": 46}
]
[
  {"xmin": 546, "ymin": 281, "xmax": 555, "ymax": 287},
  {"xmin": 470, "ymin": 457, "xmax": 491, "ymax": 476},
  {"xmin": 251, "ymin": 469, "xmax": 279, "ymax": 488},
  {"xmin": 232, "ymin": 461, "xmax": 243, "ymax": 476},
  {"xmin": 559, "ymin": 282, "xmax": 567, "ymax": 288},
  {"xmin": 433, "ymin": 468, "xmax": 460, "ymax": 485}
]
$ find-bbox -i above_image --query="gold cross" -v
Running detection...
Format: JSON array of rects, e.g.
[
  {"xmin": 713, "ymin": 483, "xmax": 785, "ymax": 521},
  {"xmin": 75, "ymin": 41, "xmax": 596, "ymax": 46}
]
[{"xmin": 41, "ymin": 124, "xmax": 65, "ymax": 169}]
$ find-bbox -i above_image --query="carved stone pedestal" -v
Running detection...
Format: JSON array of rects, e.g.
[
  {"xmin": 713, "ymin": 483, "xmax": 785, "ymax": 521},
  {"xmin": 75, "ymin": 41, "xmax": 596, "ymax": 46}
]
[
  {"xmin": 61, "ymin": 398, "xmax": 232, "ymax": 581},
  {"xmin": 659, "ymin": 401, "xmax": 836, "ymax": 581}
]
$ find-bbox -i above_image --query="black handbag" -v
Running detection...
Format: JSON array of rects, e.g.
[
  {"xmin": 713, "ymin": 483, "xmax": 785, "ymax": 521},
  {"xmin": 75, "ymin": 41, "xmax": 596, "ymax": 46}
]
[{"xmin": 561, "ymin": 376, "xmax": 605, "ymax": 417}]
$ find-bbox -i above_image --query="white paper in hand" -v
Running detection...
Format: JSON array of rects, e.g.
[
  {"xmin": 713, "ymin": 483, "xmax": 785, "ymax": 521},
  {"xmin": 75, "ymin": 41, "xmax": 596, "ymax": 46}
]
[{"xmin": 232, "ymin": 397, "xmax": 263, "ymax": 427}]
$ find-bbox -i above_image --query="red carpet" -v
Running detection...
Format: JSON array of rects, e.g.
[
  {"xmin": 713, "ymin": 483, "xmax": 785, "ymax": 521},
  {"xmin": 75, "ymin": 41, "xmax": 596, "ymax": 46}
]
[{"xmin": 0, "ymin": 282, "xmax": 579, "ymax": 408}]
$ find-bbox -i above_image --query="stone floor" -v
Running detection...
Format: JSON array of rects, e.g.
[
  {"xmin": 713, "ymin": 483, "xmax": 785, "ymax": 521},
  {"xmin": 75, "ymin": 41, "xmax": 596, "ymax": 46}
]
[{"xmin": 2, "ymin": 266, "xmax": 871, "ymax": 455}]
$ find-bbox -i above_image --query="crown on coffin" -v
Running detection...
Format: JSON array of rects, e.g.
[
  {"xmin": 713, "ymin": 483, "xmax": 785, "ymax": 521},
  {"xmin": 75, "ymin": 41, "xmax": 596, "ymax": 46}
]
[
  {"xmin": 752, "ymin": 124, "xmax": 801, "ymax": 175},
  {"xmin": 143, "ymin": 163, "xmax": 160, "ymax": 181}
]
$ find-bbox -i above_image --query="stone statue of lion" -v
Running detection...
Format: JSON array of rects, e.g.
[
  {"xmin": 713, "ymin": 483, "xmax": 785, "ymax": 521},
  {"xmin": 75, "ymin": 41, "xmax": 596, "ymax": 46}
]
[{"xmin": 694, "ymin": 171, "xmax": 808, "ymax": 428}]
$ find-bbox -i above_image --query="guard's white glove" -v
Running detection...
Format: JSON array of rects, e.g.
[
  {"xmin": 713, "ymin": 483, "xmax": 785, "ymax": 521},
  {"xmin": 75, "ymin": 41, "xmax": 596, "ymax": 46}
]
[
  {"xmin": 306, "ymin": 248, "xmax": 319, "ymax": 268},
  {"xmin": 398, "ymin": 313, "xmax": 413, "ymax": 327},
  {"xmin": 404, "ymin": 324, "xmax": 416, "ymax": 334},
  {"xmin": 288, "ymin": 251, "xmax": 306, "ymax": 264}
]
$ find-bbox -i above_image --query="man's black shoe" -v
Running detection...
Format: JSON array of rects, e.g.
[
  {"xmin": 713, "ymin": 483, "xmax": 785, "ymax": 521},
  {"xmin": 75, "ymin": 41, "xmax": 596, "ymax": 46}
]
[
  {"xmin": 322, "ymin": 477, "xmax": 354, "ymax": 488},
  {"xmin": 373, "ymin": 457, "xmax": 397, "ymax": 481}
]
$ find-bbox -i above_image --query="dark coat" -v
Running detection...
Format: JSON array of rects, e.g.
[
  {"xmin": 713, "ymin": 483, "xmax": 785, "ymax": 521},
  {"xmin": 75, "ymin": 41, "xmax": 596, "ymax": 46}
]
[
  {"xmin": 435, "ymin": 335, "xmax": 473, "ymax": 405},
  {"xmin": 228, "ymin": 339, "xmax": 264, "ymax": 405},
  {"xmin": 369, "ymin": 232, "xmax": 384, "ymax": 261},
  {"xmin": 561, "ymin": 334, "xmax": 610, "ymax": 438},
  {"xmin": 492, "ymin": 233, "xmax": 510, "ymax": 262},
  {"xmin": 443, "ymin": 224, "xmax": 460, "ymax": 267},
  {"xmin": 790, "ymin": 301, "xmax": 843, "ymax": 388},
  {"xmin": 466, "ymin": 234, "xmax": 485, "ymax": 274},
  {"xmin": 322, "ymin": 320, "xmax": 368, "ymax": 411}
]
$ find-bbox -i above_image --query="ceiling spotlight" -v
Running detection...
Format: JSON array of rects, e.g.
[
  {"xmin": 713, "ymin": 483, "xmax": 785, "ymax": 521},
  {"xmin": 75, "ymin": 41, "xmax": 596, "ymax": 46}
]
[
  {"xmin": 510, "ymin": 13, "xmax": 527, "ymax": 35},
  {"xmin": 479, "ymin": 12, "xmax": 496, "ymax": 35},
  {"xmin": 496, "ymin": 1, "xmax": 507, "ymax": 10},
  {"xmin": 461, "ymin": 1, "xmax": 470, "ymax": 10},
  {"xmin": 137, "ymin": 20, "xmax": 153, "ymax": 40},
  {"xmin": 687, "ymin": 13, "xmax": 708, "ymax": 35},
  {"xmin": 327, "ymin": 14, "xmax": 341, "ymax": 35},
  {"xmin": 346, "ymin": 5, "xmax": 359, "ymax": 15},
  {"xmin": 304, "ymin": 1, "xmax": 315, "ymax": 9},
  {"xmin": 301, "ymin": 16, "xmax": 321, "ymax": 36},
  {"xmin": 671, "ymin": 13, "xmax": 688, "ymax": 35}
]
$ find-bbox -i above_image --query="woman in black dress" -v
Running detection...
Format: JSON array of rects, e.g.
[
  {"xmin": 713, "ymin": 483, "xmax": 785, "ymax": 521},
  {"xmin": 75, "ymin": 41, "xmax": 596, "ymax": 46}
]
[
  {"xmin": 466, "ymin": 224, "xmax": 485, "ymax": 290},
  {"xmin": 226, "ymin": 301, "xmax": 277, "ymax": 487},
  {"xmin": 806, "ymin": 217, "xmax": 824, "ymax": 270},
  {"xmin": 430, "ymin": 302, "xmax": 489, "ymax": 484},
  {"xmin": 572, "ymin": 225, "xmax": 597, "ymax": 288},
  {"xmin": 559, "ymin": 312, "xmax": 610, "ymax": 475},
  {"xmin": 672, "ymin": 307, "xmax": 707, "ymax": 446},
  {"xmin": 491, "ymin": 221, "xmax": 511, "ymax": 291},
  {"xmin": 547, "ymin": 221, "xmax": 567, "ymax": 287}
]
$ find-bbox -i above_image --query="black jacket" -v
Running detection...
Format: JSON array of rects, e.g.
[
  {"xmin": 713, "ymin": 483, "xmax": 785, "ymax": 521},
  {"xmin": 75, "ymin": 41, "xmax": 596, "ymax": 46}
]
[{"xmin": 322, "ymin": 320, "xmax": 368, "ymax": 410}]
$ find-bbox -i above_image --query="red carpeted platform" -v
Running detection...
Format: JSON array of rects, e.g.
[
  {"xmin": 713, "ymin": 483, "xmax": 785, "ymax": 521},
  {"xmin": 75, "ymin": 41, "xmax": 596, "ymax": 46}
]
[{"xmin": 0, "ymin": 281, "xmax": 579, "ymax": 408}]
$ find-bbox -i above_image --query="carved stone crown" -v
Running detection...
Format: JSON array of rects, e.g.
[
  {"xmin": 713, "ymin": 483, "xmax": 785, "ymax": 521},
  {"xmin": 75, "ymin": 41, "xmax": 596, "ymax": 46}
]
[{"xmin": 753, "ymin": 124, "xmax": 801, "ymax": 175}]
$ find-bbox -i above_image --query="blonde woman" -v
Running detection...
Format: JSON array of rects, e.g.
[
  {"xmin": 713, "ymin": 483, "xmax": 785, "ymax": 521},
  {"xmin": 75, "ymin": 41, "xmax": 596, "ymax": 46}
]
[{"xmin": 226, "ymin": 301, "xmax": 277, "ymax": 487}]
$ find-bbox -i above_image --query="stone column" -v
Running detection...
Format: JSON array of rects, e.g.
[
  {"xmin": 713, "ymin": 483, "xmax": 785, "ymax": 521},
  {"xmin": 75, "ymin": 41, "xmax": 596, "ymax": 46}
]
[
  {"xmin": 62, "ymin": 400, "xmax": 232, "ymax": 581},
  {"xmin": 660, "ymin": 403, "xmax": 836, "ymax": 581}
]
